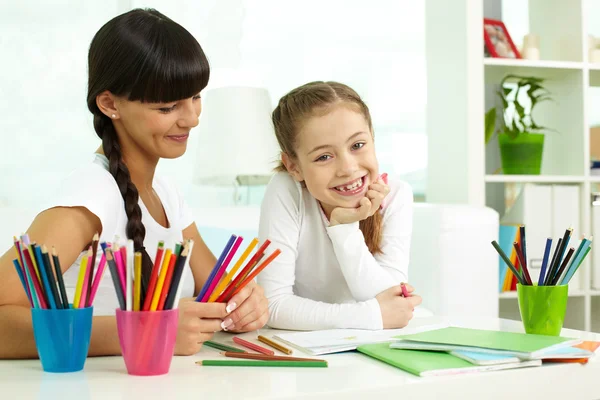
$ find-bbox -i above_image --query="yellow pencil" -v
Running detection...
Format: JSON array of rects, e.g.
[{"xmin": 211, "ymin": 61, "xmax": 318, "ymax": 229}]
[
  {"xmin": 150, "ymin": 249, "xmax": 172, "ymax": 311},
  {"xmin": 257, "ymin": 335, "xmax": 293, "ymax": 355},
  {"xmin": 28, "ymin": 245, "xmax": 42, "ymax": 284},
  {"xmin": 73, "ymin": 253, "xmax": 89, "ymax": 309},
  {"xmin": 134, "ymin": 252, "xmax": 142, "ymax": 311},
  {"xmin": 208, "ymin": 238, "xmax": 258, "ymax": 302}
]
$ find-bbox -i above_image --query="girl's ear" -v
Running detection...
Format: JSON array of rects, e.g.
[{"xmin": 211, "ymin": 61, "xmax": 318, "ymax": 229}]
[{"xmin": 281, "ymin": 152, "xmax": 304, "ymax": 182}]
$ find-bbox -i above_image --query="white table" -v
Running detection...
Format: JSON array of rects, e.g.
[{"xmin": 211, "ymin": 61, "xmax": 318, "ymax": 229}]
[{"xmin": 2, "ymin": 316, "xmax": 600, "ymax": 400}]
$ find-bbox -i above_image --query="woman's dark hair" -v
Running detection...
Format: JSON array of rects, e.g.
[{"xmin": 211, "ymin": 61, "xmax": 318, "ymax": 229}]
[{"xmin": 86, "ymin": 8, "xmax": 210, "ymax": 297}]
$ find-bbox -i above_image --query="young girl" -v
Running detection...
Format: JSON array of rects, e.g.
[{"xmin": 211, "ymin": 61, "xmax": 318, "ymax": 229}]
[
  {"xmin": 0, "ymin": 9, "xmax": 268, "ymax": 358},
  {"xmin": 258, "ymin": 81, "xmax": 422, "ymax": 330}
]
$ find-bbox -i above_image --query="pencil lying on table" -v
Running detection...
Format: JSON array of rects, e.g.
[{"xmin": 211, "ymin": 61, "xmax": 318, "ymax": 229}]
[
  {"xmin": 218, "ymin": 351, "xmax": 325, "ymax": 363},
  {"xmin": 198, "ymin": 360, "xmax": 327, "ymax": 368},
  {"xmin": 257, "ymin": 335, "xmax": 293, "ymax": 355}
]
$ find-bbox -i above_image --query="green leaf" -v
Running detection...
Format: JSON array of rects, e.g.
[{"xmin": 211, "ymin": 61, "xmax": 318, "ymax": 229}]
[{"xmin": 485, "ymin": 108, "xmax": 496, "ymax": 144}]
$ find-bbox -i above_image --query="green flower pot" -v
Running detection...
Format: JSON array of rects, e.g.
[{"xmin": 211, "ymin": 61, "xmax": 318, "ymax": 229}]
[
  {"xmin": 517, "ymin": 283, "xmax": 568, "ymax": 336},
  {"xmin": 498, "ymin": 133, "xmax": 544, "ymax": 175}
]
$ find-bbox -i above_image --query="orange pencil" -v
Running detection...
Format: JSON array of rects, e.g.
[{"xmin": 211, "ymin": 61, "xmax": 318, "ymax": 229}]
[{"xmin": 157, "ymin": 253, "xmax": 178, "ymax": 310}]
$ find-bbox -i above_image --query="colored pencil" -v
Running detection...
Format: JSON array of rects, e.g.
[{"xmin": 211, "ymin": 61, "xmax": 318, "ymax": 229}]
[
  {"xmin": 196, "ymin": 235, "xmax": 237, "ymax": 302},
  {"xmin": 13, "ymin": 238, "xmax": 32, "ymax": 304},
  {"xmin": 133, "ymin": 252, "xmax": 142, "ymax": 311},
  {"xmin": 33, "ymin": 245, "xmax": 56, "ymax": 309},
  {"xmin": 125, "ymin": 240, "xmax": 134, "ymax": 311},
  {"xmin": 104, "ymin": 248, "xmax": 126, "ymax": 310},
  {"xmin": 22, "ymin": 247, "xmax": 47, "ymax": 309},
  {"xmin": 220, "ymin": 351, "xmax": 324, "ymax": 362},
  {"xmin": 204, "ymin": 340, "xmax": 246, "ymax": 353},
  {"xmin": 201, "ymin": 236, "xmax": 244, "ymax": 302},
  {"xmin": 157, "ymin": 253, "xmax": 177, "ymax": 310},
  {"xmin": 233, "ymin": 336, "xmax": 275, "ymax": 355},
  {"xmin": 238, "ymin": 253, "xmax": 264, "ymax": 283},
  {"xmin": 538, "ymin": 238, "xmax": 552, "ymax": 286},
  {"xmin": 544, "ymin": 238, "xmax": 563, "ymax": 286},
  {"xmin": 150, "ymin": 249, "xmax": 172, "ymax": 311},
  {"xmin": 89, "ymin": 242, "xmax": 109, "ymax": 306},
  {"xmin": 209, "ymin": 238, "xmax": 258, "ymax": 302},
  {"xmin": 214, "ymin": 240, "xmax": 271, "ymax": 303},
  {"xmin": 562, "ymin": 246, "xmax": 592, "ymax": 284},
  {"xmin": 79, "ymin": 248, "xmax": 93, "ymax": 309},
  {"xmin": 229, "ymin": 249, "xmax": 281, "ymax": 300},
  {"xmin": 113, "ymin": 244, "xmax": 126, "ymax": 296},
  {"xmin": 257, "ymin": 335, "xmax": 293, "ymax": 355},
  {"xmin": 557, "ymin": 228, "xmax": 573, "ymax": 268},
  {"xmin": 12, "ymin": 259, "xmax": 32, "ymax": 307},
  {"xmin": 401, "ymin": 282, "xmax": 411, "ymax": 297},
  {"xmin": 198, "ymin": 360, "xmax": 327, "ymax": 368},
  {"xmin": 492, "ymin": 240, "xmax": 527, "ymax": 286},
  {"xmin": 551, "ymin": 247, "xmax": 575, "ymax": 286},
  {"xmin": 520, "ymin": 225, "xmax": 527, "ymax": 272},
  {"xmin": 74, "ymin": 249, "xmax": 90, "ymax": 309},
  {"xmin": 86, "ymin": 233, "xmax": 99, "ymax": 306},
  {"xmin": 173, "ymin": 240, "xmax": 194, "ymax": 309},
  {"xmin": 40, "ymin": 246, "xmax": 62, "ymax": 309},
  {"xmin": 143, "ymin": 241, "xmax": 164, "ymax": 311},
  {"xmin": 164, "ymin": 242, "xmax": 189, "ymax": 310},
  {"xmin": 52, "ymin": 247, "xmax": 70, "ymax": 308},
  {"xmin": 27, "ymin": 244, "xmax": 42, "ymax": 285},
  {"xmin": 513, "ymin": 242, "xmax": 532, "ymax": 285},
  {"xmin": 35, "ymin": 245, "xmax": 57, "ymax": 309}
]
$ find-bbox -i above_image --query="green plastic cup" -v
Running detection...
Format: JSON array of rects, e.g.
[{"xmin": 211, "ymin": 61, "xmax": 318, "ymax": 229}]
[{"xmin": 517, "ymin": 283, "xmax": 568, "ymax": 336}]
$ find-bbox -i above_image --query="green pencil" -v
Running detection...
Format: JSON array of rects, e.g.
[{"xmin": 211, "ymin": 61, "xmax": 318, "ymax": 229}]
[
  {"xmin": 199, "ymin": 360, "xmax": 328, "ymax": 368},
  {"xmin": 204, "ymin": 340, "xmax": 246, "ymax": 353}
]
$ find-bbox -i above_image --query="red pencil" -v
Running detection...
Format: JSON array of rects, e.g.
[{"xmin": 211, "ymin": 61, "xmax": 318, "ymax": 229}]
[
  {"xmin": 233, "ymin": 336, "xmax": 275, "ymax": 355},
  {"xmin": 157, "ymin": 254, "xmax": 178, "ymax": 310}
]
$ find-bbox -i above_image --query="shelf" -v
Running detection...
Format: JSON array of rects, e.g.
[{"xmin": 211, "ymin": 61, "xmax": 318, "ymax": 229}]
[
  {"xmin": 499, "ymin": 290, "xmax": 588, "ymax": 299},
  {"xmin": 484, "ymin": 58, "xmax": 584, "ymax": 70},
  {"xmin": 485, "ymin": 175, "xmax": 585, "ymax": 183}
]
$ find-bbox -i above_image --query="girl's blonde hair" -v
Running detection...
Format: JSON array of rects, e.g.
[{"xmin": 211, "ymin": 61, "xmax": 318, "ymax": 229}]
[{"xmin": 272, "ymin": 81, "xmax": 384, "ymax": 254}]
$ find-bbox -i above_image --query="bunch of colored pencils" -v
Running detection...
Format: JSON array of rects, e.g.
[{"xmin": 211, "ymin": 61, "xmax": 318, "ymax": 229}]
[
  {"xmin": 492, "ymin": 225, "xmax": 593, "ymax": 286},
  {"xmin": 12, "ymin": 233, "xmax": 99, "ymax": 309},
  {"xmin": 105, "ymin": 238, "xmax": 194, "ymax": 312},
  {"xmin": 195, "ymin": 234, "xmax": 281, "ymax": 304},
  {"xmin": 198, "ymin": 336, "xmax": 327, "ymax": 368}
]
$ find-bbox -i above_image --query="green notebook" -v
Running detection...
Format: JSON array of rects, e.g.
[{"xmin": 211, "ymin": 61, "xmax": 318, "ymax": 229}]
[
  {"xmin": 357, "ymin": 343, "xmax": 541, "ymax": 377},
  {"xmin": 393, "ymin": 327, "xmax": 580, "ymax": 359}
]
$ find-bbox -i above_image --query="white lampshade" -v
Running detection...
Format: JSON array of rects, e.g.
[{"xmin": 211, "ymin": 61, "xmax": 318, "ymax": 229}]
[{"xmin": 194, "ymin": 86, "xmax": 280, "ymax": 186}]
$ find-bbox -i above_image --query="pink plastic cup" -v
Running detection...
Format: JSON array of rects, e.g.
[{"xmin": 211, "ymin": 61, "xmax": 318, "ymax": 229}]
[{"xmin": 115, "ymin": 309, "xmax": 179, "ymax": 376}]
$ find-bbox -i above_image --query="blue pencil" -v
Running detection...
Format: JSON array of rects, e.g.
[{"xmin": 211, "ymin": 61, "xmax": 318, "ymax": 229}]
[
  {"xmin": 34, "ymin": 245, "xmax": 56, "ymax": 309},
  {"xmin": 196, "ymin": 234, "xmax": 237, "ymax": 302},
  {"xmin": 560, "ymin": 239, "xmax": 592, "ymax": 285},
  {"xmin": 538, "ymin": 238, "xmax": 552, "ymax": 286},
  {"xmin": 12, "ymin": 259, "xmax": 32, "ymax": 307}
]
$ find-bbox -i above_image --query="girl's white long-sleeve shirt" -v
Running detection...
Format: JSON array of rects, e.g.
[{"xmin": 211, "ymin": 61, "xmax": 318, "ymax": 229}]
[{"xmin": 257, "ymin": 172, "xmax": 413, "ymax": 331}]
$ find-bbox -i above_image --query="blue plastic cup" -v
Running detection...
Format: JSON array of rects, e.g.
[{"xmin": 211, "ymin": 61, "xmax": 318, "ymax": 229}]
[{"xmin": 31, "ymin": 306, "xmax": 93, "ymax": 373}]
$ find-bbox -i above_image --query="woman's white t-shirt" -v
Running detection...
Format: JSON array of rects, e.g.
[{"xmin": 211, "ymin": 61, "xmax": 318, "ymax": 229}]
[
  {"xmin": 257, "ymin": 172, "xmax": 413, "ymax": 331},
  {"xmin": 45, "ymin": 154, "xmax": 196, "ymax": 315}
]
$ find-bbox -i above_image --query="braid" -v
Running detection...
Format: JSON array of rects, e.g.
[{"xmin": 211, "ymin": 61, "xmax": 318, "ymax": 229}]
[{"xmin": 93, "ymin": 114, "xmax": 153, "ymax": 298}]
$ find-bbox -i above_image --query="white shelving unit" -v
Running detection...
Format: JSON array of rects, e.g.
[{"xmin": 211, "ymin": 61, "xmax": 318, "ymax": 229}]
[{"xmin": 425, "ymin": 0, "xmax": 600, "ymax": 332}]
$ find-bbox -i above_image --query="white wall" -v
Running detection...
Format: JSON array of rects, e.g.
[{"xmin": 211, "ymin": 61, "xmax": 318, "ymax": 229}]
[{"xmin": 0, "ymin": 0, "xmax": 427, "ymax": 210}]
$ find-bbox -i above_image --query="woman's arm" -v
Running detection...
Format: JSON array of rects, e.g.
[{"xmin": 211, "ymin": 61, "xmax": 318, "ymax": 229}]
[{"xmin": 0, "ymin": 206, "xmax": 124, "ymax": 358}]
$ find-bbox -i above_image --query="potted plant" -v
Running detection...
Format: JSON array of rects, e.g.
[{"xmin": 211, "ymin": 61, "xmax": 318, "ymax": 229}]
[{"xmin": 485, "ymin": 74, "xmax": 553, "ymax": 175}]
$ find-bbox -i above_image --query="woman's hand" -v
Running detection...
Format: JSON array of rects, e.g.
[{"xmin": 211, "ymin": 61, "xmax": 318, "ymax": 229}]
[
  {"xmin": 375, "ymin": 284, "xmax": 422, "ymax": 329},
  {"xmin": 224, "ymin": 281, "xmax": 269, "ymax": 333},
  {"xmin": 330, "ymin": 175, "xmax": 390, "ymax": 226},
  {"xmin": 174, "ymin": 297, "xmax": 228, "ymax": 356}
]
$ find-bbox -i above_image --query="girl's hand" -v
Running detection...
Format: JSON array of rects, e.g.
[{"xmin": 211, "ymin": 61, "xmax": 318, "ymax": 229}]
[
  {"xmin": 224, "ymin": 281, "xmax": 269, "ymax": 333},
  {"xmin": 375, "ymin": 285, "xmax": 422, "ymax": 329},
  {"xmin": 329, "ymin": 175, "xmax": 390, "ymax": 226},
  {"xmin": 174, "ymin": 297, "xmax": 228, "ymax": 356}
]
